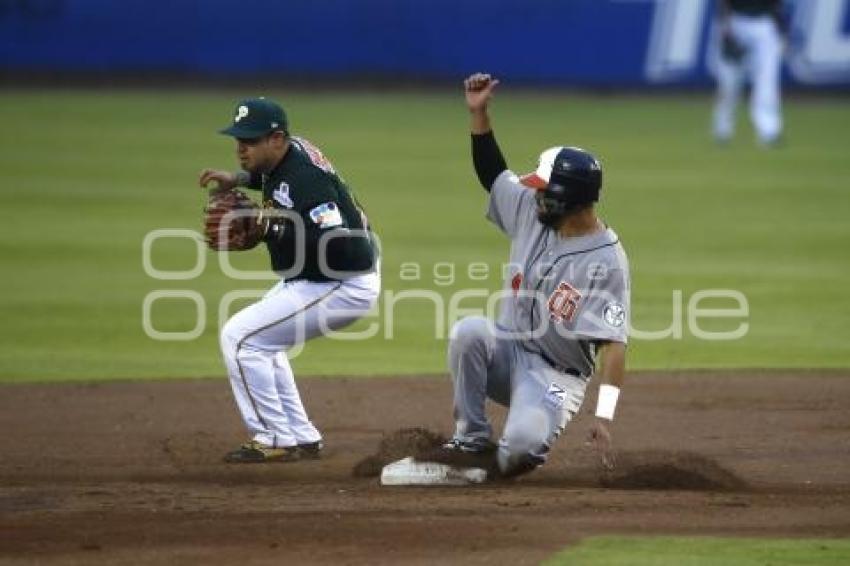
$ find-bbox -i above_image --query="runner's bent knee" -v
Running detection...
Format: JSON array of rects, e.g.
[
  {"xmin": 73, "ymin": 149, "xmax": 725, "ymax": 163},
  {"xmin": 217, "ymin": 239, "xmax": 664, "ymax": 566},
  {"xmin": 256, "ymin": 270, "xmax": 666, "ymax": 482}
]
[{"xmin": 449, "ymin": 316, "xmax": 494, "ymax": 355}]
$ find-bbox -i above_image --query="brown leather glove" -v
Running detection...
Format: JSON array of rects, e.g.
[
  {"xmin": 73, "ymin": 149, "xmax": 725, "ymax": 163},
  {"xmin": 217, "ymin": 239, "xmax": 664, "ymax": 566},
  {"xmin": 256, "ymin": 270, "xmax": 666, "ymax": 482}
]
[{"xmin": 203, "ymin": 189, "xmax": 266, "ymax": 251}]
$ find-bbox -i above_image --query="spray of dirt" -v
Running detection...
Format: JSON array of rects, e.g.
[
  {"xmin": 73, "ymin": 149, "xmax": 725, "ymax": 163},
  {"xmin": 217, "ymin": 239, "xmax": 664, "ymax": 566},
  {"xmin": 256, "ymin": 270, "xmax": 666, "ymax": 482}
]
[
  {"xmin": 352, "ymin": 427, "xmax": 446, "ymax": 477},
  {"xmin": 355, "ymin": 427, "xmax": 747, "ymax": 492},
  {"xmin": 599, "ymin": 450, "xmax": 749, "ymax": 491}
]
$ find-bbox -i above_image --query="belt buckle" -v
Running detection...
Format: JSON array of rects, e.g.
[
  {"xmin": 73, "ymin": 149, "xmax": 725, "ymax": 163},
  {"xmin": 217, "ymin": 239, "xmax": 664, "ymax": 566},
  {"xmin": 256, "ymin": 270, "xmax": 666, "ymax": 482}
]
[{"xmin": 552, "ymin": 361, "xmax": 580, "ymax": 378}]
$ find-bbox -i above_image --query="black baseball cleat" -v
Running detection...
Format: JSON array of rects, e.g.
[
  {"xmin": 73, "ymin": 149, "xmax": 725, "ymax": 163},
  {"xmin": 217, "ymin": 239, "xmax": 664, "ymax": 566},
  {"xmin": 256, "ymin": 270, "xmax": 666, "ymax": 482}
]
[
  {"xmin": 223, "ymin": 441, "xmax": 300, "ymax": 463},
  {"xmin": 297, "ymin": 440, "xmax": 324, "ymax": 459},
  {"xmin": 442, "ymin": 438, "xmax": 497, "ymax": 454},
  {"xmin": 416, "ymin": 438, "xmax": 498, "ymax": 473}
]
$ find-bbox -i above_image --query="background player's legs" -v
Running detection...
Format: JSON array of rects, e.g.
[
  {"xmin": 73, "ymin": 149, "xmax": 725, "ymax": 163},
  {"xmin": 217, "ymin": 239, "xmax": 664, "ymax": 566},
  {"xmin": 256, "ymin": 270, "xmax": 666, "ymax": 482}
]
[
  {"xmin": 497, "ymin": 355, "xmax": 586, "ymax": 477},
  {"xmin": 221, "ymin": 273, "xmax": 379, "ymax": 447},
  {"xmin": 749, "ymin": 21, "xmax": 783, "ymax": 144},
  {"xmin": 713, "ymin": 55, "xmax": 745, "ymax": 142},
  {"xmin": 447, "ymin": 316, "xmax": 513, "ymax": 445}
]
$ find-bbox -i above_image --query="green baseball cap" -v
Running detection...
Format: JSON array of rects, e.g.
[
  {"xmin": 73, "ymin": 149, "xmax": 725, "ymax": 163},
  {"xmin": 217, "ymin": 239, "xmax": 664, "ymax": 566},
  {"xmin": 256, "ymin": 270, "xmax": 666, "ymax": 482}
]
[{"xmin": 219, "ymin": 97, "xmax": 289, "ymax": 138}]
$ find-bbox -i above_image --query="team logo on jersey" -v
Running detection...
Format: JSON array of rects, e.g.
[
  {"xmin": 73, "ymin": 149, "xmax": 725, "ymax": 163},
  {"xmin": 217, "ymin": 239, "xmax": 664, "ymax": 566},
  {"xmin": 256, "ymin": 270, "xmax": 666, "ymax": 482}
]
[
  {"xmin": 547, "ymin": 281, "xmax": 583, "ymax": 323},
  {"xmin": 309, "ymin": 202, "xmax": 343, "ymax": 229},
  {"xmin": 511, "ymin": 273, "xmax": 523, "ymax": 296},
  {"xmin": 603, "ymin": 302, "xmax": 626, "ymax": 328},
  {"xmin": 273, "ymin": 182, "xmax": 294, "ymax": 208}
]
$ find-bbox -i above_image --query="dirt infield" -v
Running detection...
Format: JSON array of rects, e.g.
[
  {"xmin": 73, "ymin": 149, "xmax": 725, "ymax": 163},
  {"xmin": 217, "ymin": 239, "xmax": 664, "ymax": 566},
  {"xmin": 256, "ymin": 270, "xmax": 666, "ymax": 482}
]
[{"xmin": 1, "ymin": 371, "xmax": 849, "ymax": 565}]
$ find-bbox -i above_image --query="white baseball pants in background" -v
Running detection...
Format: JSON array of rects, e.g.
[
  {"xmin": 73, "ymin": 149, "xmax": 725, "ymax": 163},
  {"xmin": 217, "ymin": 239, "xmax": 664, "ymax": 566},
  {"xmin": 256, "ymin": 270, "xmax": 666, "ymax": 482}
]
[{"xmin": 713, "ymin": 14, "xmax": 784, "ymax": 144}]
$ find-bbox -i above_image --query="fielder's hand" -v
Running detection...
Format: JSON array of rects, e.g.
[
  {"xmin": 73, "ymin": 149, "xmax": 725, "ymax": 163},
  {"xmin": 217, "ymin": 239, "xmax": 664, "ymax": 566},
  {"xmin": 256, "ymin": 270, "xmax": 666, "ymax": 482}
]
[
  {"xmin": 586, "ymin": 418, "xmax": 616, "ymax": 473},
  {"xmin": 199, "ymin": 168, "xmax": 238, "ymax": 193},
  {"xmin": 464, "ymin": 72, "xmax": 500, "ymax": 113}
]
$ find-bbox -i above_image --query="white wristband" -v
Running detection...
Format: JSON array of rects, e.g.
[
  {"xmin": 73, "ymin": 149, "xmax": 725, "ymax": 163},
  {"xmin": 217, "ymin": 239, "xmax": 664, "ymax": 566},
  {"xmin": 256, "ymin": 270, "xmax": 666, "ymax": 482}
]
[{"xmin": 595, "ymin": 384, "xmax": 620, "ymax": 421}]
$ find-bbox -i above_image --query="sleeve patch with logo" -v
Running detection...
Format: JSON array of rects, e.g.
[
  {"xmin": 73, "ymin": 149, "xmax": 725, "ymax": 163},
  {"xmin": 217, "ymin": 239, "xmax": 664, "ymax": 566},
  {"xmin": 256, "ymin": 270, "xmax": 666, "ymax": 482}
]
[
  {"xmin": 603, "ymin": 302, "xmax": 627, "ymax": 328},
  {"xmin": 309, "ymin": 202, "xmax": 344, "ymax": 229}
]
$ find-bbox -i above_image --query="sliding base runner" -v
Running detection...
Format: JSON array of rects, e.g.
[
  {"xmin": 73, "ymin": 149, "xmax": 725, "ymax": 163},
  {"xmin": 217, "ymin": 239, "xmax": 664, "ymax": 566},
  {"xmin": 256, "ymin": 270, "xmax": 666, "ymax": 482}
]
[{"xmin": 404, "ymin": 73, "xmax": 631, "ymax": 482}]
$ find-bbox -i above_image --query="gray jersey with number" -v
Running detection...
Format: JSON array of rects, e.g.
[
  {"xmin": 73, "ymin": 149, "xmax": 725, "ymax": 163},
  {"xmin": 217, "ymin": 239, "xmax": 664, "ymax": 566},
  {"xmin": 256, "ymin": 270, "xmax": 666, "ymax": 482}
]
[{"xmin": 487, "ymin": 170, "xmax": 630, "ymax": 378}]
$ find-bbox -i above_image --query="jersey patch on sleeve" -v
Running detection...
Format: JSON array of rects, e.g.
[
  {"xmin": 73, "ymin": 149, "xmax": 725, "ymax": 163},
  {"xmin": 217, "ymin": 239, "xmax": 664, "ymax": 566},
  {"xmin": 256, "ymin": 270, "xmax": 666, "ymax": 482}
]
[
  {"xmin": 602, "ymin": 302, "xmax": 627, "ymax": 328},
  {"xmin": 309, "ymin": 202, "xmax": 344, "ymax": 229}
]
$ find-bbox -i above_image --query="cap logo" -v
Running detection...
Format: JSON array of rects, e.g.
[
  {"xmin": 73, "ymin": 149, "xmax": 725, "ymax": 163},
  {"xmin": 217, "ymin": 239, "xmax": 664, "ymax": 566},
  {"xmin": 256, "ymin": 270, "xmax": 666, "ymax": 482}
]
[{"xmin": 235, "ymin": 105, "xmax": 249, "ymax": 123}]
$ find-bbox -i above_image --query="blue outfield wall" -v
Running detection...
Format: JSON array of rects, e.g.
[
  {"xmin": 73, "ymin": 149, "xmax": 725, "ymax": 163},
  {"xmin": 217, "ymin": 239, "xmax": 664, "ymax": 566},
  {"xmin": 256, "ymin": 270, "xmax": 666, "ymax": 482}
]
[{"xmin": 1, "ymin": 0, "xmax": 849, "ymax": 87}]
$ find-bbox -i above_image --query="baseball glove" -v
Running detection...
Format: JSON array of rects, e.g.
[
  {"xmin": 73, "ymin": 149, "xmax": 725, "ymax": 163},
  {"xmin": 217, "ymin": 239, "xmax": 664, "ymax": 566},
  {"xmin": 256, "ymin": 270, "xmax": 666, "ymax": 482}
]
[{"xmin": 203, "ymin": 189, "xmax": 266, "ymax": 251}]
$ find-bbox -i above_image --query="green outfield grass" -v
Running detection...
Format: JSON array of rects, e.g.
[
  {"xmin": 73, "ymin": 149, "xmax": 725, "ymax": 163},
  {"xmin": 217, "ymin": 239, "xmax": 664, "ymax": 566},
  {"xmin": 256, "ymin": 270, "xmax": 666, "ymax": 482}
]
[
  {"xmin": 1, "ymin": 89, "xmax": 848, "ymax": 381},
  {"xmin": 545, "ymin": 537, "xmax": 850, "ymax": 565}
]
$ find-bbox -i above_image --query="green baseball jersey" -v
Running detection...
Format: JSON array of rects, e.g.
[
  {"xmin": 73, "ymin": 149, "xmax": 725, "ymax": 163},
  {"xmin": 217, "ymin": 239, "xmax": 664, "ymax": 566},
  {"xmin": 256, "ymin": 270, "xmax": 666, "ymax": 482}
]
[{"xmin": 247, "ymin": 137, "xmax": 376, "ymax": 281}]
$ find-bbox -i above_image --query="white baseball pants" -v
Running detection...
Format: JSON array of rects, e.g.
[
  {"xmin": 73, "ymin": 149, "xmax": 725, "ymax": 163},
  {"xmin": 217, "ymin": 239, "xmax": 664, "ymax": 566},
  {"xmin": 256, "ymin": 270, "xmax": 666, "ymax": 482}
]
[
  {"xmin": 220, "ymin": 272, "xmax": 380, "ymax": 448},
  {"xmin": 448, "ymin": 316, "xmax": 588, "ymax": 476}
]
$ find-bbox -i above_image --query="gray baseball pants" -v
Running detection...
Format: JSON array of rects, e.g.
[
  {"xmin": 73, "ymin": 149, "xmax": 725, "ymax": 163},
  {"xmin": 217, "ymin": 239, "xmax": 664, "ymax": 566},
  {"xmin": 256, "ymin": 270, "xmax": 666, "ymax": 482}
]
[{"xmin": 448, "ymin": 316, "xmax": 588, "ymax": 476}]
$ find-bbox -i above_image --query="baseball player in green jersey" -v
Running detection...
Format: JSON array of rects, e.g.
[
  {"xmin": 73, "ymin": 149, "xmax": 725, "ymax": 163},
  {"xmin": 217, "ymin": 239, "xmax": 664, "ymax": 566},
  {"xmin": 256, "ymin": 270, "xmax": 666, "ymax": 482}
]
[
  {"xmin": 199, "ymin": 97, "xmax": 379, "ymax": 463},
  {"xmin": 427, "ymin": 74, "xmax": 630, "ymax": 479}
]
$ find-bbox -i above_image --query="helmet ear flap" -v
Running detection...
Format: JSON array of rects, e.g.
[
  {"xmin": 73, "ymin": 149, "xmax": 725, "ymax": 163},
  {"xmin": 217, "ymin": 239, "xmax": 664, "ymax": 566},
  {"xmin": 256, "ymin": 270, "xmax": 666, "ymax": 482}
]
[
  {"xmin": 535, "ymin": 184, "xmax": 570, "ymax": 228},
  {"xmin": 542, "ymin": 182, "xmax": 569, "ymax": 213}
]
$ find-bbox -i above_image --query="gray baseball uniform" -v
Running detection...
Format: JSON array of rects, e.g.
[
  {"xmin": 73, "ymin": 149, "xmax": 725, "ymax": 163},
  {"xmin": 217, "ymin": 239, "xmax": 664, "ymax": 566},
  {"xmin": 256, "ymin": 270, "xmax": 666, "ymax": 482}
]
[{"xmin": 450, "ymin": 170, "xmax": 630, "ymax": 474}]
